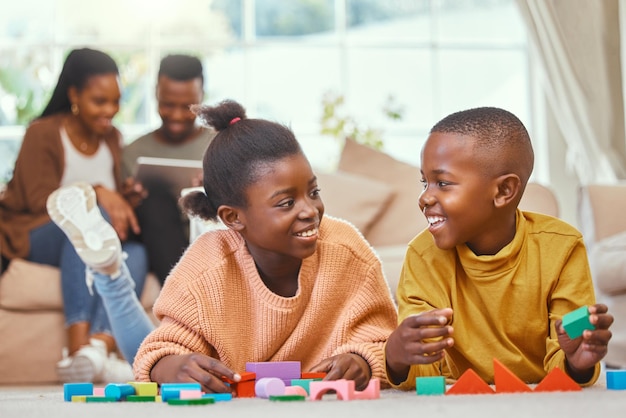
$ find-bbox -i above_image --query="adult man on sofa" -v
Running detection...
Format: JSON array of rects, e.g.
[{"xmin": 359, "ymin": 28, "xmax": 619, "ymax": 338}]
[{"xmin": 122, "ymin": 54, "xmax": 215, "ymax": 286}]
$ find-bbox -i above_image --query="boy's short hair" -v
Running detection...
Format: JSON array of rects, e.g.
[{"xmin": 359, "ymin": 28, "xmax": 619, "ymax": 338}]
[
  {"xmin": 158, "ymin": 54, "xmax": 204, "ymax": 85},
  {"xmin": 431, "ymin": 107, "xmax": 534, "ymax": 183}
]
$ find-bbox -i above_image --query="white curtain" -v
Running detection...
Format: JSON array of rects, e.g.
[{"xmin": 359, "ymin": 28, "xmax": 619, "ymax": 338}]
[{"xmin": 516, "ymin": 0, "xmax": 626, "ymax": 183}]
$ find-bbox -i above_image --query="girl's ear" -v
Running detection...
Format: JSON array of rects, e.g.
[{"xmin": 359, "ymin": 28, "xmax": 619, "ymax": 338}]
[
  {"xmin": 217, "ymin": 205, "xmax": 244, "ymax": 231},
  {"xmin": 494, "ymin": 173, "xmax": 521, "ymax": 208}
]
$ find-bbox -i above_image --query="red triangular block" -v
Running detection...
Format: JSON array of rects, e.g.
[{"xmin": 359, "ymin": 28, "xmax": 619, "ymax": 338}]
[
  {"xmin": 446, "ymin": 368, "xmax": 494, "ymax": 395},
  {"xmin": 493, "ymin": 359, "xmax": 531, "ymax": 393},
  {"xmin": 533, "ymin": 367, "xmax": 581, "ymax": 392}
]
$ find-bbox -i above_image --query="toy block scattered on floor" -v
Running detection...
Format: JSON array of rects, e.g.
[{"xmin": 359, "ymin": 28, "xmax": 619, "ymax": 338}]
[
  {"xmin": 160, "ymin": 382, "xmax": 202, "ymax": 401},
  {"xmin": 284, "ymin": 385, "xmax": 308, "ymax": 397},
  {"xmin": 606, "ymin": 370, "xmax": 626, "ymax": 390},
  {"xmin": 71, "ymin": 395, "xmax": 87, "ymax": 402},
  {"xmin": 270, "ymin": 395, "xmax": 306, "ymax": 402},
  {"xmin": 85, "ymin": 396, "xmax": 118, "ymax": 403},
  {"xmin": 255, "ymin": 377, "xmax": 286, "ymax": 398},
  {"xmin": 224, "ymin": 371, "xmax": 256, "ymax": 398},
  {"xmin": 179, "ymin": 389, "xmax": 203, "ymax": 400},
  {"xmin": 290, "ymin": 378, "xmax": 321, "ymax": 395},
  {"xmin": 301, "ymin": 372, "xmax": 327, "ymax": 379},
  {"xmin": 353, "ymin": 378, "xmax": 380, "ymax": 400},
  {"xmin": 246, "ymin": 361, "xmax": 302, "ymax": 382},
  {"xmin": 446, "ymin": 369, "xmax": 494, "ymax": 395},
  {"xmin": 128, "ymin": 381, "xmax": 158, "ymax": 396},
  {"xmin": 309, "ymin": 379, "xmax": 356, "ymax": 400},
  {"xmin": 93, "ymin": 387, "xmax": 105, "ymax": 396},
  {"xmin": 202, "ymin": 392, "xmax": 233, "ymax": 402},
  {"xmin": 416, "ymin": 376, "xmax": 446, "ymax": 395},
  {"xmin": 104, "ymin": 383, "xmax": 136, "ymax": 401},
  {"xmin": 127, "ymin": 395, "xmax": 157, "ymax": 402},
  {"xmin": 562, "ymin": 305, "xmax": 594, "ymax": 339},
  {"xmin": 63, "ymin": 382, "xmax": 93, "ymax": 402},
  {"xmin": 167, "ymin": 397, "xmax": 215, "ymax": 405},
  {"xmin": 533, "ymin": 367, "xmax": 581, "ymax": 392},
  {"xmin": 493, "ymin": 359, "xmax": 531, "ymax": 393}
]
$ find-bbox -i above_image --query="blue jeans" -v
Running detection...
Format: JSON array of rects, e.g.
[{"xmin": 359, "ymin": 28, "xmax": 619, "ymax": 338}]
[{"xmin": 28, "ymin": 220, "xmax": 148, "ymax": 339}]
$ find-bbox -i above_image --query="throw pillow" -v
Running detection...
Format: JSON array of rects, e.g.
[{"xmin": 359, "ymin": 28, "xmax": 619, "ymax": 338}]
[
  {"xmin": 590, "ymin": 231, "xmax": 626, "ymax": 296},
  {"xmin": 338, "ymin": 138, "xmax": 427, "ymax": 247},
  {"xmin": 316, "ymin": 170, "xmax": 395, "ymax": 237}
]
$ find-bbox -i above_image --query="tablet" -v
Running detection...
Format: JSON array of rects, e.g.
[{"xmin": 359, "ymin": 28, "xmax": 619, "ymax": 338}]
[{"xmin": 134, "ymin": 156, "xmax": 203, "ymax": 196}]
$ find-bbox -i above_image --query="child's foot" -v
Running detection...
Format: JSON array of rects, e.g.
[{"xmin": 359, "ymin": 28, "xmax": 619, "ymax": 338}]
[{"xmin": 46, "ymin": 182, "xmax": 121, "ymax": 276}]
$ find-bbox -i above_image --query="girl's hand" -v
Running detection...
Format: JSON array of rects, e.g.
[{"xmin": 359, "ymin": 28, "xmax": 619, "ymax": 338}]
[
  {"xmin": 310, "ymin": 353, "xmax": 371, "ymax": 391},
  {"xmin": 150, "ymin": 353, "xmax": 240, "ymax": 394}
]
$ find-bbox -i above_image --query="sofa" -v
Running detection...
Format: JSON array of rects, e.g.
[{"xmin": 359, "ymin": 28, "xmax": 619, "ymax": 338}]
[
  {"xmin": 0, "ymin": 138, "xmax": 561, "ymax": 385},
  {"xmin": 578, "ymin": 183, "xmax": 626, "ymax": 369}
]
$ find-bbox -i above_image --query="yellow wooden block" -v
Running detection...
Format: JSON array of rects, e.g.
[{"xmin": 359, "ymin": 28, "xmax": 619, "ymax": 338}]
[
  {"xmin": 128, "ymin": 381, "xmax": 158, "ymax": 396},
  {"xmin": 71, "ymin": 395, "xmax": 87, "ymax": 402}
]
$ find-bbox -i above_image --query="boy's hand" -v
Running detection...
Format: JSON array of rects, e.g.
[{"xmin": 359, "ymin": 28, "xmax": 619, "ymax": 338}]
[
  {"xmin": 149, "ymin": 353, "xmax": 240, "ymax": 393},
  {"xmin": 385, "ymin": 308, "xmax": 454, "ymax": 385},
  {"xmin": 556, "ymin": 304, "xmax": 613, "ymax": 382},
  {"xmin": 309, "ymin": 353, "xmax": 371, "ymax": 391}
]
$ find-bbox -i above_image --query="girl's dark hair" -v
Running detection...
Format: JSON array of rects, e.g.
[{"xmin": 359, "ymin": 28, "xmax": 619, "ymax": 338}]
[
  {"xmin": 39, "ymin": 48, "xmax": 119, "ymax": 119},
  {"xmin": 180, "ymin": 99, "xmax": 302, "ymax": 221}
]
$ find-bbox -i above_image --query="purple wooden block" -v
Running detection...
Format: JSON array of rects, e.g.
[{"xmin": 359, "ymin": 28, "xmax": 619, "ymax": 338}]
[
  {"xmin": 255, "ymin": 377, "xmax": 286, "ymax": 398},
  {"xmin": 245, "ymin": 361, "xmax": 302, "ymax": 380}
]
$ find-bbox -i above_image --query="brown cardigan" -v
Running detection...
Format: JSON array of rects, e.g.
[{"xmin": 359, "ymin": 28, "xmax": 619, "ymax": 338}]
[{"xmin": 0, "ymin": 113, "xmax": 124, "ymax": 260}]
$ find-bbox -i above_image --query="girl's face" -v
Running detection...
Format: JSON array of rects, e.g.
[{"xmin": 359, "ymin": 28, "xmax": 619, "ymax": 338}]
[
  {"xmin": 237, "ymin": 153, "xmax": 325, "ymax": 264},
  {"xmin": 419, "ymin": 132, "xmax": 502, "ymax": 255},
  {"xmin": 69, "ymin": 73, "xmax": 121, "ymax": 136}
]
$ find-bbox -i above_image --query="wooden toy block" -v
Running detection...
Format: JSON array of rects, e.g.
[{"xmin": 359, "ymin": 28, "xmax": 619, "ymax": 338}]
[
  {"xmin": 104, "ymin": 383, "xmax": 136, "ymax": 400},
  {"xmin": 167, "ymin": 397, "xmax": 215, "ymax": 405},
  {"xmin": 160, "ymin": 382, "xmax": 202, "ymax": 401},
  {"xmin": 285, "ymin": 385, "xmax": 308, "ymax": 397},
  {"xmin": 493, "ymin": 359, "xmax": 531, "ymax": 393},
  {"xmin": 70, "ymin": 395, "xmax": 87, "ymax": 402},
  {"xmin": 128, "ymin": 381, "xmax": 158, "ymax": 396},
  {"xmin": 202, "ymin": 392, "xmax": 233, "ymax": 402},
  {"xmin": 255, "ymin": 377, "xmax": 286, "ymax": 398},
  {"xmin": 353, "ymin": 378, "xmax": 380, "ymax": 400},
  {"xmin": 63, "ymin": 382, "xmax": 93, "ymax": 402},
  {"xmin": 416, "ymin": 376, "xmax": 446, "ymax": 396},
  {"xmin": 290, "ymin": 378, "xmax": 320, "ymax": 395},
  {"xmin": 562, "ymin": 306, "xmax": 594, "ymax": 339},
  {"xmin": 533, "ymin": 367, "xmax": 581, "ymax": 392},
  {"xmin": 606, "ymin": 370, "xmax": 626, "ymax": 390},
  {"xmin": 309, "ymin": 379, "xmax": 356, "ymax": 401},
  {"xmin": 179, "ymin": 389, "xmax": 203, "ymax": 399},
  {"xmin": 301, "ymin": 372, "xmax": 327, "ymax": 379},
  {"xmin": 126, "ymin": 395, "xmax": 157, "ymax": 402},
  {"xmin": 85, "ymin": 396, "xmax": 118, "ymax": 403},
  {"xmin": 446, "ymin": 369, "xmax": 494, "ymax": 395},
  {"xmin": 269, "ymin": 395, "xmax": 306, "ymax": 402},
  {"xmin": 223, "ymin": 371, "xmax": 256, "ymax": 397},
  {"xmin": 246, "ymin": 361, "xmax": 302, "ymax": 381},
  {"xmin": 93, "ymin": 387, "xmax": 105, "ymax": 396}
]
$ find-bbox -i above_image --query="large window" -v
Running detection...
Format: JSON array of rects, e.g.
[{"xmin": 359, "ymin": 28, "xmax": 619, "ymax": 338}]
[{"xmin": 0, "ymin": 0, "xmax": 528, "ymax": 181}]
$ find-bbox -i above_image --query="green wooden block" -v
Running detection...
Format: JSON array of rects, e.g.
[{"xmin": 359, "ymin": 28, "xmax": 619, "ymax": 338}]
[
  {"xmin": 416, "ymin": 376, "xmax": 446, "ymax": 396},
  {"xmin": 167, "ymin": 398, "xmax": 215, "ymax": 405},
  {"xmin": 269, "ymin": 395, "xmax": 306, "ymax": 402},
  {"xmin": 562, "ymin": 305, "xmax": 594, "ymax": 339},
  {"xmin": 290, "ymin": 378, "xmax": 321, "ymax": 394},
  {"xmin": 126, "ymin": 395, "xmax": 157, "ymax": 402},
  {"xmin": 85, "ymin": 396, "xmax": 118, "ymax": 403}
]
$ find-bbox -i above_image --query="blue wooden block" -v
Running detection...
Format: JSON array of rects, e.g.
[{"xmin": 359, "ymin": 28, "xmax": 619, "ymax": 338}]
[
  {"xmin": 160, "ymin": 383, "xmax": 202, "ymax": 401},
  {"xmin": 63, "ymin": 382, "xmax": 94, "ymax": 402},
  {"xmin": 104, "ymin": 383, "xmax": 136, "ymax": 400},
  {"xmin": 562, "ymin": 306, "xmax": 594, "ymax": 339},
  {"xmin": 606, "ymin": 370, "xmax": 626, "ymax": 390},
  {"xmin": 202, "ymin": 392, "xmax": 233, "ymax": 402},
  {"xmin": 416, "ymin": 376, "xmax": 446, "ymax": 395}
]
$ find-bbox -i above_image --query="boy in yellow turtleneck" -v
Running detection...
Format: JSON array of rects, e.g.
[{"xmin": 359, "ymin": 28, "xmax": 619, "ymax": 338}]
[{"xmin": 385, "ymin": 107, "xmax": 614, "ymax": 390}]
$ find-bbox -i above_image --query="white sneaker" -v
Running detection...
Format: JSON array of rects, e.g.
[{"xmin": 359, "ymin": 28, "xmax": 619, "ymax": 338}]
[
  {"xmin": 56, "ymin": 338, "xmax": 107, "ymax": 383},
  {"xmin": 99, "ymin": 352, "xmax": 134, "ymax": 383},
  {"xmin": 46, "ymin": 182, "xmax": 121, "ymax": 276}
]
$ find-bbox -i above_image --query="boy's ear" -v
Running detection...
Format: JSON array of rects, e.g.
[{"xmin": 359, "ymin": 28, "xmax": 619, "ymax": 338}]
[
  {"xmin": 217, "ymin": 205, "xmax": 244, "ymax": 231},
  {"xmin": 494, "ymin": 174, "xmax": 521, "ymax": 208}
]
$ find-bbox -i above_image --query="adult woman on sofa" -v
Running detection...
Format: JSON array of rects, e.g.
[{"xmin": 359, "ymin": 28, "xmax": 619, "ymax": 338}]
[{"xmin": 0, "ymin": 48, "xmax": 147, "ymax": 383}]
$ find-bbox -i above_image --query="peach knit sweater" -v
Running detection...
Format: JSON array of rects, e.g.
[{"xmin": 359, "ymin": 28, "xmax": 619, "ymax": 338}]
[{"xmin": 134, "ymin": 216, "xmax": 398, "ymax": 383}]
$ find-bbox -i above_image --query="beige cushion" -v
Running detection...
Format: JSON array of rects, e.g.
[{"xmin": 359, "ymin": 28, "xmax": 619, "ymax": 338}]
[
  {"xmin": 0, "ymin": 259, "xmax": 62, "ymax": 310},
  {"xmin": 579, "ymin": 183, "xmax": 626, "ymax": 243},
  {"xmin": 589, "ymin": 231, "xmax": 626, "ymax": 296},
  {"xmin": 338, "ymin": 139, "xmax": 427, "ymax": 247},
  {"xmin": 316, "ymin": 171, "xmax": 395, "ymax": 237},
  {"xmin": 519, "ymin": 183, "xmax": 559, "ymax": 217}
]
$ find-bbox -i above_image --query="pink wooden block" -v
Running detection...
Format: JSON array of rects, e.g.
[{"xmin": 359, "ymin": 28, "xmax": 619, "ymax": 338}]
[
  {"xmin": 309, "ymin": 379, "xmax": 356, "ymax": 401},
  {"xmin": 353, "ymin": 378, "xmax": 380, "ymax": 400},
  {"xmin": 179, "ymin": 389, "xmax": 203, "ymax": 399},
  {"xmin": 284, "ymin": 385, "xmax": 308, "ymax": 397},
  {"xmin": 93, "ymin": 387, "xmax": 105, "ymax": 397}
]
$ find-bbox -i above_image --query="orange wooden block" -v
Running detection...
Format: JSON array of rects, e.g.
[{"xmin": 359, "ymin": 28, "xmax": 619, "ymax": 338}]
[
  {"xmin": 493, "ymin": 359, "xmax": 531, "ymax": 393},
  {"xmin": 533, "ymin": 367, "xmax": 581, "ymax": 392},
  {"xmin": 301, "ymin": 372, "xmax": 327, "ymax": 379},
  {"xmin": 223, "ymin": 371, "xmax": 257, "ymax": 398},
  {"xmin": 446, "ymin": 369, "xmax": 494, "ymax": 395}
]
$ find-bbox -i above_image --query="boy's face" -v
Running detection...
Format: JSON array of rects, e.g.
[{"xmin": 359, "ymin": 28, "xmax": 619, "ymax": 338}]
[{"xmin": 419, "ymin": 132, "xmax": 501, "ymax": 254}]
